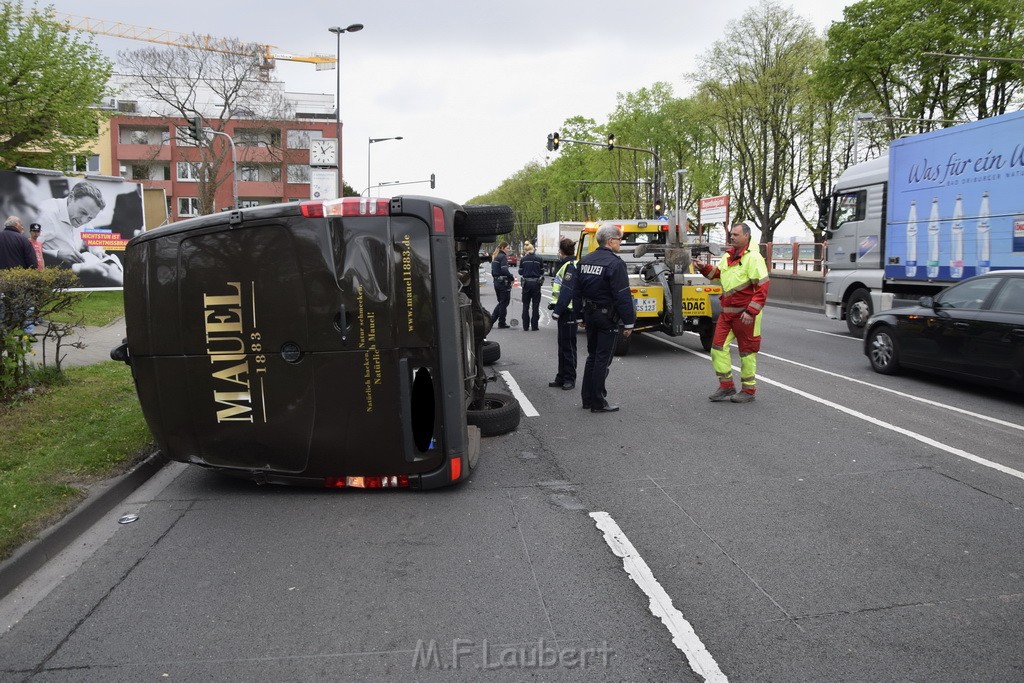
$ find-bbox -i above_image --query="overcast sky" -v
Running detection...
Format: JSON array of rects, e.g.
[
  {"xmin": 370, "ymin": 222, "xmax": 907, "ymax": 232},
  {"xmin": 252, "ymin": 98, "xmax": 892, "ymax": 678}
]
[{"xmin": 52, "ymin": 0, "xmax": 853, "ymax": 219}]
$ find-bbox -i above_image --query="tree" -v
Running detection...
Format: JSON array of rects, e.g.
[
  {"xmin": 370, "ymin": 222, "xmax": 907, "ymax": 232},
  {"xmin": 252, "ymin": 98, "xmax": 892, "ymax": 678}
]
[
  {"xmin": 695, "ymin": 0, "xmax": 820, "ymax": 243},
  {"xmin": 0, "ymin": 1, "xmax": 112, "ymax": 168},
  {"xmin": 819, "ymin": 0, "xmax": 1024, "ymax": 140},
  {"xmin": 118, "ymin": 40, "xmax": 293, "ymax": 215}
]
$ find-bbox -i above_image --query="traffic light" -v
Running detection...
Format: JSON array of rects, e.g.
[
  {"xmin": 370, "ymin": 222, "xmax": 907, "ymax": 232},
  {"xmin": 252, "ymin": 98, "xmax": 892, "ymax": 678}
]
[
  {"xmin": 546, "ymin": 133, "xmax": 554, "ymax": 151},
  {"xmin": 654, "ymin": 198, "xmax": 663, "ymax": 216},
  {"xmin": 430, "ymin": 173, "xmax": 436, "ymax": 189},
  {"xmin": 607, "ymin": 133, "xmax": 615, "ymax": 150},
  {"xmin": 188, "ymin": 115, "xmax": 204, "ymax": 143}
]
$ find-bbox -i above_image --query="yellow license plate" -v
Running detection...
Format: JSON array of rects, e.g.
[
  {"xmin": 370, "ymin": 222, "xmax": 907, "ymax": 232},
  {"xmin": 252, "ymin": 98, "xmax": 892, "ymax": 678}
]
[{"xmin": 680, "ymin": 287, "xmax": 713, "ymax": 316}]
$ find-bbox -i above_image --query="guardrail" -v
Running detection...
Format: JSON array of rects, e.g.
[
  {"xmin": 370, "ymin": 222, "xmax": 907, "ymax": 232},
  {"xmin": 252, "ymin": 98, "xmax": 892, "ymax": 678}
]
[{"xmin": 762, "ymin": 242, "xmax": 825, "ymax": 276}]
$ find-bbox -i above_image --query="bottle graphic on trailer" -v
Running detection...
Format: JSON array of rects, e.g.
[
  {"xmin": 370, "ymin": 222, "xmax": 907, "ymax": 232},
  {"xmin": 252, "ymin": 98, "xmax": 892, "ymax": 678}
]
[
  {"xmin": 950, "ymin": 194, "xmax": 964, "ymax": 279},
  {"xmin": 926, "ymin": 197, "xmax": 940, "ymax": 278},
  {"xmin": 977, "ymin": 192, "xmax": 990, "ymax": 274},
  {"xmin": 905, "ymin": 200, "xmax": 918, "ymax": 277}
]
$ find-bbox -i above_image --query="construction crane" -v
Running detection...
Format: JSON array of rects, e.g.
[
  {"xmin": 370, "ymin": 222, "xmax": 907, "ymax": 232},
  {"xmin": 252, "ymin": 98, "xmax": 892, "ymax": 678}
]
[{"xmin": 51, "ymin": 12, "xmax": 337, "ymax": 75}]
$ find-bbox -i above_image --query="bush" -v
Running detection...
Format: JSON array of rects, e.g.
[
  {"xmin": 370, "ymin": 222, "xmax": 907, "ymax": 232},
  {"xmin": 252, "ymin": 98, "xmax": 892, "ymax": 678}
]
[{"xmin": 0, "ymin": 268, "xmax": 83, "ymax": 401}]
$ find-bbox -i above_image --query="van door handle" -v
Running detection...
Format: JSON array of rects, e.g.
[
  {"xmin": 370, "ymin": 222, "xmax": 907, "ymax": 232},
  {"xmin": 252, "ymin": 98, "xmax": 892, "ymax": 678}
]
[
  {"xmin": 1012, "ymin": 328, "xmax": 1024, "ymax": 337},
  {"xmin": 952, "ymin": 322, "xmax": 970, "ymax": 330},
  {"xmin": 334, "ymin": 304, "xmax": 348, "ymax": 342}
]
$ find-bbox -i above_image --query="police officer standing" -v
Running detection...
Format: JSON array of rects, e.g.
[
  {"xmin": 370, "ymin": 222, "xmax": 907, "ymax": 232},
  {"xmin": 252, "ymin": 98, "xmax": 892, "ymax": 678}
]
[
  {"xmin": 554, "ymin": 224, "xmax": 635, "ymax": 413},
  {"xmin": 490, "ymin": 241, "xmax": 512, "ymax": 328},
  {"xmin": 518, "ymin": 241, "xmax": 544, "ymax": 331},
  {"xmin": 548, "ymin": 237, "xmax": 578, "ymax": 390}
]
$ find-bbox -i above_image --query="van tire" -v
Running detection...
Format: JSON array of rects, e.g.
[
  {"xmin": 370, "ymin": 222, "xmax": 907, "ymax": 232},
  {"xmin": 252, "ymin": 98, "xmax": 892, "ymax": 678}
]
[
  {"xmin": 482, "ymin": 339, "xmax": 500, "ymax": 365},
  {"xmin": 467, "ymin": 392, "xmax": 521, "ymax": 437},
  {"xmin": 458, "ymin": 205, "xmax": 515, "ymax": 238}
]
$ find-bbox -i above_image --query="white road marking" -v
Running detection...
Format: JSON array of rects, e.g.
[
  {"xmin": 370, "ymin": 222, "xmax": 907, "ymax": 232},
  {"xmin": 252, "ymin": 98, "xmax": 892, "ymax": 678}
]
[
  {"xmin": 590, "ymin": 511, "xmax": 728, "ymax": 683},
  {"xmin": 650, "ymin": 337, "xmax": 1024, "ymax": 483},
  {"xmin": 756, "ymin": 350, "xmax": 1024, "ymax": 434},
  {"xmin": 500, "ymin": 370, "xmax": 539, "ymax": 417},
  {"xmin": 805, "ymin": 328, "xmax": 860, "ymax": 341}
]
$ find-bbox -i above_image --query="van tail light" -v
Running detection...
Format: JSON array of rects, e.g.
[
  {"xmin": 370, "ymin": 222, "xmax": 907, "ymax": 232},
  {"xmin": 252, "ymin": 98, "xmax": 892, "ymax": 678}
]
[
  {"xmin": 302, "ymin": 198, "xmax": 391, "ymax": 219},
  {"xmin": 450, "ymin": 456, "xmax": 462, "ymax": 481},
  {"xmin": 324, "ymin": 475, "xmax": 411, "ymax": 489},
  {"xmin": 432, "ymin": 206, "xmax": 446, "ymax": 234}
]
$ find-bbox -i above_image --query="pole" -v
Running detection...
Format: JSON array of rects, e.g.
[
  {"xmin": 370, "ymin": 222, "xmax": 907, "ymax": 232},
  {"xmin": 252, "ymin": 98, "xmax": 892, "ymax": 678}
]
[{"xmin": 334, "ymin": 29, "xmax": 342, "ymax": 198}]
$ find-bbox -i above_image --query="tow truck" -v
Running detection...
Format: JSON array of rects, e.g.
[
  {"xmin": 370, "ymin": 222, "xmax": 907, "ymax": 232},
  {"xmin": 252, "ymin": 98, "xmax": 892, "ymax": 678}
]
[{"xmin": 575, "ymin": 219, "xmax": 721, "ymax": 355}]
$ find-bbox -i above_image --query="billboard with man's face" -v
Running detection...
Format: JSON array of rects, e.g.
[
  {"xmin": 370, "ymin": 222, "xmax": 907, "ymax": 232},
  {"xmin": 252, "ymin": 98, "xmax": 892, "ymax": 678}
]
[{"xmin": 0, "ymin": 169, "xmax": 146, "ymax": 290}]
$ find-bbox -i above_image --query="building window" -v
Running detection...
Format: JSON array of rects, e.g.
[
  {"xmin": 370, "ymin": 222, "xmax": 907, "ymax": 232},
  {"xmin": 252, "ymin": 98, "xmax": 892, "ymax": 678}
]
[
  {"xmin": 287, "ymin": 164, "xmax": 311, "ymax": 183},
  {"xmin": 178, "ymin": 197, "xmax": 201, "ymax": 216},
  {"xmin": 177, "ymin": 161, "xmax": 204, "ymax": 181},
  {"xmin": 236, "ymin": 129, "xmax": 281, "ymax": 147},
  {"xmin": 287, "ymin": 129, "xmax": 322, "ymax": 149},
  {"xmin": 66, "ymin": 154, "xmax": 100, "ymax": 174},
  {"xmin": 239, "ymin": 164, "xmax": 281, "ymax": 182},
  {"xmin": 239, "ymin": 198, "xmax": 272, "ymax": 209}
]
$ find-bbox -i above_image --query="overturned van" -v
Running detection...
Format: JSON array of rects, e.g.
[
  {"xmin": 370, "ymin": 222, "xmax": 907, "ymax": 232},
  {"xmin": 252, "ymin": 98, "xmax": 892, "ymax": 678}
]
[{"xmin": 114, "ymin": 196, "xmax": 519, "ymax": 489}]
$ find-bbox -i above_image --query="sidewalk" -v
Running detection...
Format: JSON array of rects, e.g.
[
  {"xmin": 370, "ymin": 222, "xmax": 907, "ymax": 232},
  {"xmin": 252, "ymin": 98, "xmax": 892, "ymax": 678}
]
[{"xmin": 26, "ymin": 316, "xmax": 127, "ymax": 368}]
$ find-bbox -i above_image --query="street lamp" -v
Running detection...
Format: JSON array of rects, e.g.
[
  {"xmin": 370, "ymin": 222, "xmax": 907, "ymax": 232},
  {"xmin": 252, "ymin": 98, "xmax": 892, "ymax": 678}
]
[
  {"xmin": 367, "ymin": 136, "xmax": 403, "ymax": 196},
  {"xmin": 328, "ymin": 23, "xmax": 364, "ymax": 197}
]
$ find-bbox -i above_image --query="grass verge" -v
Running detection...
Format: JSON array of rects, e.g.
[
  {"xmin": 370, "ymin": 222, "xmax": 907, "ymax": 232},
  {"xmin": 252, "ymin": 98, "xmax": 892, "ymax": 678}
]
[
  {"xmin": 0, "ymin": 361, "xmax": 152, "ymax": 561},
  {"xmin": 51, "ymin": 291, "xmax": 125, "ymax": 328}
]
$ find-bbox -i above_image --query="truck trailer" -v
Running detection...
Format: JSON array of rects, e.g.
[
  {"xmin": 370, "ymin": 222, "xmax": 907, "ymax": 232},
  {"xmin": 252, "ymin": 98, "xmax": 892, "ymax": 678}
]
[
  {"xmin": 824, "ymin": 110, "xmax": 1024, "ymax": 336},
  {"xmin": 535, "ymin": 221, "xmax": 584, "ymax": 275}
]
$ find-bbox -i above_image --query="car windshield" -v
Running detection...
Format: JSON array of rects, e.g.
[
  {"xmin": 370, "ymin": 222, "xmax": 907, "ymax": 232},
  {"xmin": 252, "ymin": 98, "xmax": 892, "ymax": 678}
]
[{"xmin": 936, "ymin": 277, "xmax": 1000, "ymax": 309}]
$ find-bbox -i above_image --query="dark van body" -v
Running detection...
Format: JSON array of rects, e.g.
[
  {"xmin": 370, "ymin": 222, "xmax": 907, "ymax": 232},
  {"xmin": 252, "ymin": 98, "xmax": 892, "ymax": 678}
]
[{"xmin": 117, "ymin": 196, "xmax": 517, "ymax": 489}]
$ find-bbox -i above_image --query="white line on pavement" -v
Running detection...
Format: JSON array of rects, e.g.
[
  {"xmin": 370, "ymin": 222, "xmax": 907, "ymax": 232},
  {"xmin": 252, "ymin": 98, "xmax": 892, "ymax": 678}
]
[
  {"xmin": 590, "ymin": 511, "xmax": 728, "ymax": 683},
  {"xmin": 500, "ymin": 370, "xmax": 539, "ymax": 417},
  {"xmin": 756, "ymin": 349, "xmax": 1024, "ymax": 434},
  {"xmin": 650, "ymin": 336, "xmax": 1024, "ymax": 483},
  {"xmin": 805, "ymin": 329, "xmax": 860, "ymax": 341}
]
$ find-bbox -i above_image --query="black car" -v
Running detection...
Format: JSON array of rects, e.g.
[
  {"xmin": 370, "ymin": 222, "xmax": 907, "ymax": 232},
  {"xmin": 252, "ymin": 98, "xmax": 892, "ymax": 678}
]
[
  {"xmin": 113, "ymin": 196, "xmax": 520, "ymax": 489},
  {"xmin": 864, "ymin": 270, "xmax": 1024, "ymax": 392}
]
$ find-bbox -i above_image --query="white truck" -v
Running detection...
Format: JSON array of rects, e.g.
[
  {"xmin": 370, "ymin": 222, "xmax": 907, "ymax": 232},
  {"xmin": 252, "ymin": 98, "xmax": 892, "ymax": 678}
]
[
  {"xmin": 535, "ymin": 221, "xmax": 584, "ymax": 275},
  {"xmin": 824, "ymin": 110, "xmax": 1024, "ymax": 336}
]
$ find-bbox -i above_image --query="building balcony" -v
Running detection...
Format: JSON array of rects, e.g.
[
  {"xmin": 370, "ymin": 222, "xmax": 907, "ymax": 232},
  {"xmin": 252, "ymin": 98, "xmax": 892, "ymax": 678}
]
[{"xmin": 116, "ymin": 143, "xmax": 171, "ymax": 162}]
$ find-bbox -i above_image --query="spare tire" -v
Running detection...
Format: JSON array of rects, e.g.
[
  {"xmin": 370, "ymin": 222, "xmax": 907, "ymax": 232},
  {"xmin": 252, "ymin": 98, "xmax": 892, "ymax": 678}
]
[
  {"xmin": 482, "ymin": 339, "xmax": 500, "ymax": 365},
  {"xmin": 467, "ymin": 392, "xmax": 521, "ymax": 437},
  {"xmin": 457, "ymin": 204, "xmax": 515, "ymax": 238}
]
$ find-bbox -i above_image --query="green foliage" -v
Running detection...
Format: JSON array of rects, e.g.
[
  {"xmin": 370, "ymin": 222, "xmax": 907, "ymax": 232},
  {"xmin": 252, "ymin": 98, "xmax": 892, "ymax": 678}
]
[
  {"xmin": 0, "ymin": 361, "xmax": 152, "ymax": 560},
  {"xmin": 0, "ymin": 1, "xmax": 113, "ymax": 168},
  {"xmin": 0, "ymin": 268, "xmax": 83, "ymax": 399}
]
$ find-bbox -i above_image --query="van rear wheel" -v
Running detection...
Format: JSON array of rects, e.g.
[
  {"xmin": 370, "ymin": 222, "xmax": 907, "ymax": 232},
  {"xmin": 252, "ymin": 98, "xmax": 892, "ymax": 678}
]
[
  {"xmin": 467, "ymin": 392, "xmax": 521, "ymax": 437},
  {"xmin": 482, "ymin": 339, "xmax": 500, "ymax": 365},
  {"xmin": 457, "ymin": 205, "xmax": 515, "ymax": 238}
]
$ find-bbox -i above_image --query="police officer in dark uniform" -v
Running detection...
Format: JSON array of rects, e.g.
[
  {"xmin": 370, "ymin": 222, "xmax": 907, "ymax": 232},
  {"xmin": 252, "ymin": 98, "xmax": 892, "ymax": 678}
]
[
  {"xmin": 554, "ymin": 224, "xmax": 635, "ymax": 413},
  {"xmin": 490, "ymin": 241, "xmax": 512, "ymax": 328},
  {"xmin": 548, "ymin": 237, "xmax": 578, "ymax": 389},
  {"xmin": 517, "ymin": 242, "xmax": 544, "ymax": 331}
]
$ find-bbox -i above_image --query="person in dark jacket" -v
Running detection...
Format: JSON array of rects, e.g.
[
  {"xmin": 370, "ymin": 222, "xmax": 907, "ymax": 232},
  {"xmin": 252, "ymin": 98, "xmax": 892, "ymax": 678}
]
[
  {"xmin": 0, "ymin": 216, "xmax": 36, "ymax": 270},
  {"xmin": 555, "ymin": 224, "xmax": 635, "ymax": 413},
  {"xmin": 518, "ymin": 241, "xmax": 544, "ymax": 331},
  {"xmin": 490, "ymin": 241, "xmax": 512, "ymax": 328},
  {"xmin": 548, "ymin": 237, "xmax": 578, "ymax": 389}
]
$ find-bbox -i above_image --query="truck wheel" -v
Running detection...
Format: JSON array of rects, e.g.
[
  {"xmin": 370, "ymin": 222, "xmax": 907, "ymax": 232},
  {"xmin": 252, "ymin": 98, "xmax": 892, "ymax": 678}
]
[
  {"xmin": 457, "ymin": 205, "xmax": 515, "ymax": 238},
  {"xmin": 866, "ymin": 325, "xmax": 900, "ymax": 375},
  {"xmin": 467, "ymin": 392, "xmax": 521, "ymax": 437},
  {"xmin": 846, "ymin": 288, "xmax": 872, "ymax": 337},
  {"xmin": 698, "ymin": 321, "xmax": 714, "ymax": 352},
  {"xmin": 482, "ymin": 339, "xmax": 500, "ymax": 365},
  {"xmin": 613, "ymin": 329, "xmax": 631, "ymax": 356}
]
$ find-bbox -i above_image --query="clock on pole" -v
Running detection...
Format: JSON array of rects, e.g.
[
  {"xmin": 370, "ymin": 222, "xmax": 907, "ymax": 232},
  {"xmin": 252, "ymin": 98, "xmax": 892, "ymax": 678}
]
[{"xmin": 310, "ymin": 138, "xmax": 338, "ymax": 167}]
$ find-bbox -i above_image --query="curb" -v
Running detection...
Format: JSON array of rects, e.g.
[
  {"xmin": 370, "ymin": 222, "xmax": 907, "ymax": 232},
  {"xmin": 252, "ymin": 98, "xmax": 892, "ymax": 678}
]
[{"xmin": 0, "ymin": 450, "xmax": 169, "ymax": 600}]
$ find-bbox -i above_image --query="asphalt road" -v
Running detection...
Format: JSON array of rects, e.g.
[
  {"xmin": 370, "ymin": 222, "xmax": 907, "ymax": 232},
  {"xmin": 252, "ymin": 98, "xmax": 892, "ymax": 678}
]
[{"xmin": 1, "ymin": 272, "xmax": 1021, "ymax": 682}]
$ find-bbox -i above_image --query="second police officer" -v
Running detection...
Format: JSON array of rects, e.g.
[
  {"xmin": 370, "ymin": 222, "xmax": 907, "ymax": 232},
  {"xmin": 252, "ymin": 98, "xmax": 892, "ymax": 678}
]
[
  {"xmin": 517, "ymin": 241, "xmax": 544, "ymax": 332},
  {"xmin": 552, "ymin": 224, "xmax": 635, "ymax": 413}
]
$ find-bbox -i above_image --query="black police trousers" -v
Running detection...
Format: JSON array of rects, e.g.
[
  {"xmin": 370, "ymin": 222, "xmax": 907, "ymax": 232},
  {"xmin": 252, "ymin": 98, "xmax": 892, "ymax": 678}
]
[
  {"xmin": 554, "ymin": 315, "xmax": 578, "ymax": 384},
  {"xmin": 581, "ymin": 310, "xmax": 616, "ymax": 408}
]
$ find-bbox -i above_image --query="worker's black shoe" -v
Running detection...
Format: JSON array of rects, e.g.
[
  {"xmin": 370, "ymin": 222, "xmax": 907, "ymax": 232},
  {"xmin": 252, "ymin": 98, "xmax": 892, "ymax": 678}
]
[
  {"xmin": 497, "ymin": 323, "xmax": 510, "ymax": 328},
  {"xmin": 548, "ymin": 380, "xmax": 563, "ymax": 387},
  {"xmin": 591, "ymin": 404, "xmax": 619, "ymax": 413},
  {"xmin": 561, "ymin": 381, "xmax": 575, "ymax": 390},
  {"xmin": 708, "ymin": 387, "xmax": 736, "ymax": 402}
]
